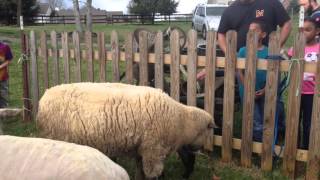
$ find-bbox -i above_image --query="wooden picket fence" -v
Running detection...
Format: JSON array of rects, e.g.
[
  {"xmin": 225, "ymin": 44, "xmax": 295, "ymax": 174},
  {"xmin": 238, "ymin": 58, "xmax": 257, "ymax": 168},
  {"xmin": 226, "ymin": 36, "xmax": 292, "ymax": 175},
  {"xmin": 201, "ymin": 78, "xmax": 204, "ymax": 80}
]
[{"xmin": 24, "ymin": 29, "xmax": 320, "ymax": 179}]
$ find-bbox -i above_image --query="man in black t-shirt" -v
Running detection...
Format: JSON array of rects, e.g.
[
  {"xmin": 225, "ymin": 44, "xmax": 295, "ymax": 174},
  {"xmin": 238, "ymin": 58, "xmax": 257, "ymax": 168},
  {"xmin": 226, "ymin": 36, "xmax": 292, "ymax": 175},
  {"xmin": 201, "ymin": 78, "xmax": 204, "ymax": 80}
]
[{"xmin": 217, "ymin": 0, "xmax": 292, "ymax": 53}]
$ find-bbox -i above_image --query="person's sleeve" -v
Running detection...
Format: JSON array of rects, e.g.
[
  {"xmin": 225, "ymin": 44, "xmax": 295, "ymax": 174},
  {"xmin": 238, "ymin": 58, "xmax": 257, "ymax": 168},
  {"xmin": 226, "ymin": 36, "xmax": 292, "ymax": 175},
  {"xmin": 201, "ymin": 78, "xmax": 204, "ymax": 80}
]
[
  {"xmin": 237, "ymin": 47, "xmax": 246, "ymax": 58},
  {"xmin": 217, "ymin": 10, "xmax": 230, "ymax": 33},
  {"xmin": 272, "ymin": 0, "xmax": 291, "ymax": 27},
  {"xmin": 5, "ymin": 45, "xmax": 13, "ymax": 61},
  {"xmin": 287, "ymin": 47, "xmax": 293, "ymax": 57}
]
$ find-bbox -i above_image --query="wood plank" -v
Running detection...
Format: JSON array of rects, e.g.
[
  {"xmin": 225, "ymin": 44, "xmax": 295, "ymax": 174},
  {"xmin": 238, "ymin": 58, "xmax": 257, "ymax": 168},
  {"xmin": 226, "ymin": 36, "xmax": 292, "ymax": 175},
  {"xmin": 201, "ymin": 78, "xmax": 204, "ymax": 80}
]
[
  {"xmin": 222, "ymin": 30, "xmax": 237, "ymax": 163},
  {"xmin": 204, "ymin": 31, "xmax": 217, "ymax": 151},
  {"xmin": 30, "ymin": 31, "xmax": 39, "ymax": 116},
  {"xmin": 139, "ymin": 31, "xmax": 148, "ymax": 86},
  {"xmin": 241, "ymin": 30, "xmax": 258, "ymax": 168},
  {"xmin": 40, "ymin": 48, "xmax": 319, "ymax": 74},
  {"xmin": 154, "ymin": 31, "xmax": 164, "ymax": 90},
  {"xmin": 61, "ymin": 32, "xmax": 70, "ymax": 83},
  {"xmin": 261, "ymin": 32, "xmax": 280, "ymax": 171},
  {"xmin": 170, "ymin": 30, "xmax": 180, "ymax": 101},
  {"xmin": 85, "ymin": 31, "xmax": 94, "ymax": 82},
  {"xmin": 72, "ymin": 31, "xmax": 81, "ymax": 82},
  {"xmin": 50, "ymin": 31, "xmax": 59, "ymax": 85},
  {"xmin": 111, "ymin": 30, "xmax": 120, "ymax": 82},
  {"xmin": 98, "ymin": 32, "xmax": 106, "ymax": 82},
  {"xmin": 306, "ymin": 48, "xmax": 320, "ymax": 180},
  {"xmin": 21, "ymin": 32, "xmax": 32, "ymax": 122},
  {"xmin": 282, "ymin": 32, "xmax": 305, "ymax": 179},
  {"xmin": 40, "ymin": 31, "xmax": 49, "ymax": 89},
  {"xmin": 125, "ymin": 32, "xmax": 134, "ymax": 84},
  {"xmin": 187, "ymin": 30, "xmax": 197, "ymax": 106},
  {"xmin": 212, "ymin": 135, "xmax": 309, "ymax": 162}
]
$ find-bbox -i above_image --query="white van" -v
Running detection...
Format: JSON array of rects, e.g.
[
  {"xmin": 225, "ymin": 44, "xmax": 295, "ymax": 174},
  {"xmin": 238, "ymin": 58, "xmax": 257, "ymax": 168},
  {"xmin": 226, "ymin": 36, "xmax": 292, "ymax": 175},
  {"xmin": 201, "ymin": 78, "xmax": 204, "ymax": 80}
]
[{"xmin": 192, "ymin": 3, "xmax": 228, "ymax": 39}]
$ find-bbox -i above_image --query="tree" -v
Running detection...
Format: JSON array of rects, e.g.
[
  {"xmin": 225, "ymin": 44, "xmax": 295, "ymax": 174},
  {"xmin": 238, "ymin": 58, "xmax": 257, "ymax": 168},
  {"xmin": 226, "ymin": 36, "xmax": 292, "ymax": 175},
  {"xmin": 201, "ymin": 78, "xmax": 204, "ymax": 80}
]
[
  {"xmin": 86, "ymin": 0, "xmax": 92, "ymax": 32},
  {"xmin": 72, "ymin": 0, "xmax": 83, "ymax": 32},
  {"xmin": 0, "ymin": 0, "xmax": 38, "ymax": 25},
  {"xmin": 128, "ymin": 0, "xmax": 178, "ymax": 24},
  {"xmin": 157, "ymin": 0, "xmax": 178, "ymax": 15}
]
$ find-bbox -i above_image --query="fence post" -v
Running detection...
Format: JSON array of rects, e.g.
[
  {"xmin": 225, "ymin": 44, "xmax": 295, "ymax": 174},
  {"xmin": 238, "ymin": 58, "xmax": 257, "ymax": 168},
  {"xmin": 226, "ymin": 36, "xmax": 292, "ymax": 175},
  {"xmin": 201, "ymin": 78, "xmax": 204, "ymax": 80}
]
[
  {"xmin": 111, "ymin": 31, "xmax": 120, "ymax": 82},
  {"xmin": 187, "ymin": 29, "xmax": 197, "ymax": 107},
  {"xmin": 125, "ymin": 32, "xmax": 134, "ymax": 84},
  {"xmin": 154, "ymin": 31, "xmax": 164, "ymax": 90},
  {"xmin": 170, "ymin": 30, "xmax": 180, "ymax": 101},
  {"xmin": 85, "ymin": 31, "xmax": 94, "ymax": 82},
  {"xmin": 139, "ymin": 31, "xmax": 149, "ymax": 86},
  {"xmin": 261, "ymin": 32, "xmax": 280, "ymax": 171},
  {"xmin": 305, "ymin": 50, "xmax": 320, "ymax": 179},
  {"xmin": 282, "ymin": 31, "xmax": 305, "ymax": 179},
  {"xmin": 204, "ymin": 31, "xmax": 217, "ymax": 151},
  {"xmin": 50, "ymin": 31, "xmax": 59, "ymax": 85},
  {"xmin": 241, "ymin": 30, "xmax": 258, "ymax": 168},
  {"xmin": 222, "ymin": 30, "xmax": 237, "ymax": 163},
  {"xmin": 30, "ymin": 31, "xmax": 39, "ymax": 117},
  {"xmin": 62, "ymin": 32, "xmax": 70, "ymax": 83},
  {"xmin": 98, "ymin": 32, "xmax": 106, "ymax": 82},
  {"xmin": 40, "ymin": 31, "xmax": 49, "ymax": 89},
  {"xmin": 21, "ymin": 31, "xmax": 32, "ymax": 122},
  {"xmin": 73, "ymin": 31, "xmax": 82, "ymax": 82}
]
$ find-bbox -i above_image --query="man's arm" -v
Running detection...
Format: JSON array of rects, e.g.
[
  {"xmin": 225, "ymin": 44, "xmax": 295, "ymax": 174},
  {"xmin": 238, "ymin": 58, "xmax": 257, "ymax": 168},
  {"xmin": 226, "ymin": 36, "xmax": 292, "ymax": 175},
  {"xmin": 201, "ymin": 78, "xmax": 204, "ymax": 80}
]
[
  {"xmin": 279, "ymin": 20, "xmax": 292, "ymax": 48},
  {"xmin": 218, "ymin": 32, "xmax": 227, "ymax": 54}
]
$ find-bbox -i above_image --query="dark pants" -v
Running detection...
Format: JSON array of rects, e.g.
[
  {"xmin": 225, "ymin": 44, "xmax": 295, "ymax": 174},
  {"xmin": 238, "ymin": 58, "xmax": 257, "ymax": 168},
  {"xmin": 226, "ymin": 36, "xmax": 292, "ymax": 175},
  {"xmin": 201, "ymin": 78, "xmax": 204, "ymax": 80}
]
[
  {"xmin": 0, "ymin": 81, "xmax": 8, "ymax": 108},
  {"xmin": 252, "ymin": 97, "xmax": 265, "ymax": 142},
  {"xmin": 299, "ymin": 94, "xmax": 314, "ymax": 149}
]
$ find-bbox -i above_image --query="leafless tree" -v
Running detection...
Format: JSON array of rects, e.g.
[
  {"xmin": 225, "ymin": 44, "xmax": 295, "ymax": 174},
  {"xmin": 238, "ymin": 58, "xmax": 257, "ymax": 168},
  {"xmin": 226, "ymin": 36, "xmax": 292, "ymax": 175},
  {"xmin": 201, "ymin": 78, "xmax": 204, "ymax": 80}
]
[
  {"xmin": 17, "ymin": 0, "xmax": 22, "ymax": 26},
  {"xmin": 86, "ymin": 0, "xmax": 92, "ymax": 32},
  {"xmin": 44, "ymin": 0, "xmax": 65, "ymax": 10},
  {"xmin": 73, "ymin": 0, "xmax": 83, "ymax": 32}
]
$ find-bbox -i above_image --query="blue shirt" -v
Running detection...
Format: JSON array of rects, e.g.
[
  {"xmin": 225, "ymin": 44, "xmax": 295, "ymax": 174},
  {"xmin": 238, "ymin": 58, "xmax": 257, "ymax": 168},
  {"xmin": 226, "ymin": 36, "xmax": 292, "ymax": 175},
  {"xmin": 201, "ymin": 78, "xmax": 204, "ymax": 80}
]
[{"xmin": 237, "ymin": 46, "xmax": 268, "ymax": 100}]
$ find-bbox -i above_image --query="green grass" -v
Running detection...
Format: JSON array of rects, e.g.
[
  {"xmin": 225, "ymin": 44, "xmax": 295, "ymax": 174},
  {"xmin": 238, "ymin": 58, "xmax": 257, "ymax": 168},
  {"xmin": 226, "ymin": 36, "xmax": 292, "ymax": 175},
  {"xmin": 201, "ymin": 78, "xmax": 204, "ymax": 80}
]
[{"xmin": 0, "ymin": 18, "xmax": 302, "ymax": 179}]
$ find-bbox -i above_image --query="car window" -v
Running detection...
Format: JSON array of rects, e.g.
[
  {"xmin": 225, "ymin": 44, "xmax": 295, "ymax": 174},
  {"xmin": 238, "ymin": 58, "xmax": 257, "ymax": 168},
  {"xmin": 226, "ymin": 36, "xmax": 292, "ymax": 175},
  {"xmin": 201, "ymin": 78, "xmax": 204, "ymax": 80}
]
[
  {"xmin": 199, "ymin": 7, "xmax": 205, "ymax": 16},
  {"xmin": 196, "ymin": 7, "xmax": 201, "ymax": 16},
  {"xmin": 206, "ymin": 7, "xmax": 227, "ymax": 16}
]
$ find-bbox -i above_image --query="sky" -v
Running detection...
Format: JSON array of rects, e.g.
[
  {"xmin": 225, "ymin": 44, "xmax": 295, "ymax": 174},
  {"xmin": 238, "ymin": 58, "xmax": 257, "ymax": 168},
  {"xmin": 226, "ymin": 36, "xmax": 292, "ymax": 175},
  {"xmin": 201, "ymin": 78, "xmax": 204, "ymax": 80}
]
[{"xmin": 63, "ymin": 0, "xmax": 207, "ymax": 14}]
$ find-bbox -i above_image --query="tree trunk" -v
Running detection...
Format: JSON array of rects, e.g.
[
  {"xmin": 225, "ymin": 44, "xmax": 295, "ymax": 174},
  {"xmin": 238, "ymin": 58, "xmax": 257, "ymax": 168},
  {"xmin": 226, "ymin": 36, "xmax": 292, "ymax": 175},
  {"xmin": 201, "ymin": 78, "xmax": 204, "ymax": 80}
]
[
  {"xmin": 73, "ymin": 0, "xmax": 83, "ymax": 32},
  {"xmin": 86, "ymin": 0, "xmax": 93, "ymax": 32},
  {"xmin": 17, "ymin": 0, "xmax": 22, "ymax": 26}
]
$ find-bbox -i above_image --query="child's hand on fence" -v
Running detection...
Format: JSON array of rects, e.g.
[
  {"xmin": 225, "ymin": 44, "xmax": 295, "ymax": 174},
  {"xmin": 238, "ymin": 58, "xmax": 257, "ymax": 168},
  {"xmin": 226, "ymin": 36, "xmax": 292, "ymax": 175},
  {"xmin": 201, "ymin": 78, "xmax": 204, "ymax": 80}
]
[
  {"xmin": 255, "ymin": 88, "xmax": 265, "ymax": 99},
  {"xmin": 196, "ymin": 69, "xmax": 206, "ymax": 80}
]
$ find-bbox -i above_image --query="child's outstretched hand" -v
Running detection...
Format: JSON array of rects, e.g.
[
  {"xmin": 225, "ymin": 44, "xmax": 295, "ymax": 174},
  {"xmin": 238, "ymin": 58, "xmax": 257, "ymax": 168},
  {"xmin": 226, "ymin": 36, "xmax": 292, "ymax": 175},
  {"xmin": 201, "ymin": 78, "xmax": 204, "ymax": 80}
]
[
  {"xmin": 255, "ymin": 88, "xmax": 265, "ymax": 99},
  {"xmin": 196, "ymin": 69, "xmax": 206, "ymax": 80}
]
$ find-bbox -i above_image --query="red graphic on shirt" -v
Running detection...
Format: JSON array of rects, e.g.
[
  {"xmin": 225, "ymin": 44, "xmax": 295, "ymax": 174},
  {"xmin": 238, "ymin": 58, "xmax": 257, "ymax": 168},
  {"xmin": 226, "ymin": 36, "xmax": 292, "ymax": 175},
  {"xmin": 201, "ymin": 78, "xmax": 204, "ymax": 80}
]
[{"xmin": 256, "ymin": 10, "xmax": 264, "ymax": 18}]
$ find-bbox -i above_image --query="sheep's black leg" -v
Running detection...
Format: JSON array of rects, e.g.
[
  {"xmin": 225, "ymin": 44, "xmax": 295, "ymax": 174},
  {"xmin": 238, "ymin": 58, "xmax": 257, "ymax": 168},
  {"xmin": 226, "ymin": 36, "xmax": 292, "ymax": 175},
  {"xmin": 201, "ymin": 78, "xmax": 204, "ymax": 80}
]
[
  {"xmin": 135, "ymin": 156, "xmax": 146, "ymax": 180},
  {"xmin": 178, "ymin": 146, "xmax": 195, "ymax": 179}
]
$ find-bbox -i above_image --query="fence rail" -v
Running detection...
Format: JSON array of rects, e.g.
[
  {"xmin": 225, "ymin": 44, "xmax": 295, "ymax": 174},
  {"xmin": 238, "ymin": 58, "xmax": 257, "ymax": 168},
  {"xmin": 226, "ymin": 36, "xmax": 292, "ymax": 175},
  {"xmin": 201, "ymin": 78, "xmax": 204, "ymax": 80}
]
[
  {"xmin": 25, "ymin": 29, "xmax": 320, "ymax": 179},
  {"xmin": 18, "ymin": 14, "xmax": 192, "ymax": 25}
]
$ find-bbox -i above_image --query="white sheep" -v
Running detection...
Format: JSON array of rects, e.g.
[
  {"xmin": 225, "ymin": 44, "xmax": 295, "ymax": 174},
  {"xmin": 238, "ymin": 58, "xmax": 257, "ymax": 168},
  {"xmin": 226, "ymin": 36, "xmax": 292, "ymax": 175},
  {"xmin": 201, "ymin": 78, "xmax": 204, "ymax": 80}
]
[
  {"xmin": 37, "ymin": 82, "xmax": 214, "ymax": 179},
  {"xmin": 0, "ymin": 135, "xmax": 129, "ymax": 180}
]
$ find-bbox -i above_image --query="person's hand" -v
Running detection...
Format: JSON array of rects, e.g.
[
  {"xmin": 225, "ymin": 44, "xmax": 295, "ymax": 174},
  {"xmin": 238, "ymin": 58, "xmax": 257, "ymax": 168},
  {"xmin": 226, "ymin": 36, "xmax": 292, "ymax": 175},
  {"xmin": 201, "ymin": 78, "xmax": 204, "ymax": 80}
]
[
  {"xmin": 196, "ymin": 69, "xmax": 206, "ymax": 80},
  {"xmin": 255, "ymin": 88, "xmax": 265, "ymax": 99}
]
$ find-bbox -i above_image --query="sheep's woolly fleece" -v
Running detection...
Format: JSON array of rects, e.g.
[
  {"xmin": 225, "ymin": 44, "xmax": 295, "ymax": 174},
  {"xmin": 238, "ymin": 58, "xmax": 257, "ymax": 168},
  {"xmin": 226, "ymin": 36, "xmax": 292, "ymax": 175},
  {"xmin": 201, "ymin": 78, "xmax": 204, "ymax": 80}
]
[
  {"xmin": 37, "ymin": 82, "xmax": 214, "ymax": 178},
  {"xmin": 0, "ymin": 135, "xmax": 129, "ymax": 180}
]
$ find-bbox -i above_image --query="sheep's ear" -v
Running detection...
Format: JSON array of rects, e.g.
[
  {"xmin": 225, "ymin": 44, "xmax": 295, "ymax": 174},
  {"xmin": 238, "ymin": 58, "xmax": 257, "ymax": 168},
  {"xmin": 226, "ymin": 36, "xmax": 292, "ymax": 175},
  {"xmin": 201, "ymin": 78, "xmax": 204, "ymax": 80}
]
[{"xmin": 208, "ymin": 122, "xmax": 215, "ymax": 129}]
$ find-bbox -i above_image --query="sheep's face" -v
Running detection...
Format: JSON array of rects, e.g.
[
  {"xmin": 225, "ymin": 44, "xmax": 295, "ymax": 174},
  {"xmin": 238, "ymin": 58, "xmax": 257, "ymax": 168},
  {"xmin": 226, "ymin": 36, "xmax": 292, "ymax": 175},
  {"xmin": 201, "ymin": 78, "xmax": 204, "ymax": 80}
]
[{"xmin": 187, "ymin": 108, "xmax": 214, "ymax": 149}]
